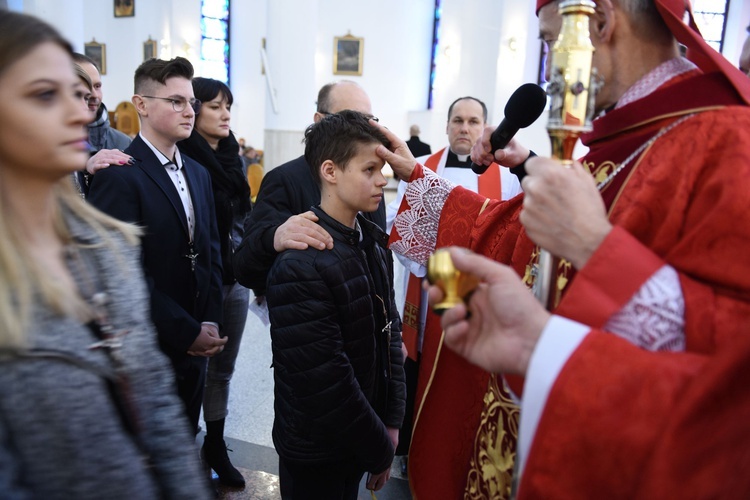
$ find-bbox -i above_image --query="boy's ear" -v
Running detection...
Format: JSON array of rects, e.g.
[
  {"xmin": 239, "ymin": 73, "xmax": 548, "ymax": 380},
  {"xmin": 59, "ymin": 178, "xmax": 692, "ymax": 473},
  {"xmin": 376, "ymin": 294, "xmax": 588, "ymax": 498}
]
[{"xmin": 320, "ymin": 160, "xmax": 337, "ymax": 184}]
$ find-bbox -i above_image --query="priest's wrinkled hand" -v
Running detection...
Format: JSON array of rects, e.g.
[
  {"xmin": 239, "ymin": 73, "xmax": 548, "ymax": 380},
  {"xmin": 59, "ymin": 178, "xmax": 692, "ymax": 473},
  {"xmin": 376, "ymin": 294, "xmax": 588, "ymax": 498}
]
[
  {"xmin": 370, "ymin": 119, "xmax": 417, "ymax": 181},
  {"xmin": 470, "ymin": 125, "xmax": 530, "ymax": 168},
  {"xmin": 521, "ymin": 157, "xmax": 612, "ymax": 269},
  {"xmin": 427, "ymin": 247, "xmax": 549, "ymax": 376},
  {"xmin": 274, "ymin": 211, "xmax": 334, "ymax": 252}
]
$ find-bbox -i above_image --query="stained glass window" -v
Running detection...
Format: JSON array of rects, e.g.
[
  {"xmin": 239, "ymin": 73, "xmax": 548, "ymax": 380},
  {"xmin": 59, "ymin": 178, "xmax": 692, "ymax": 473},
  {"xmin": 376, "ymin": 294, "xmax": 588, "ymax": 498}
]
[
  {"xmin": 428, "ymin": 0, "xmax": 442, "ymax": 109},
  {"xmin": 200, "ymin": 0, "xmax": 230, "ymax": 84},
  {"xmin": 693, "ymin": 0, "xmax": 730, "ymax": 52}
]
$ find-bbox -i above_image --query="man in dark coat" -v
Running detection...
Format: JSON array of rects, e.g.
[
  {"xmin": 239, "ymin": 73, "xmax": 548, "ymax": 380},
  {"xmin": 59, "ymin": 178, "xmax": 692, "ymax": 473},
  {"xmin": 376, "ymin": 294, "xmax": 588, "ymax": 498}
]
[
  {"xmin": 405, "ymin": 124, "xmax": 431, "ymax": 158},
  {"xmin": 233, "ymin": 80, "xmax": 385, "ymax": 296}
]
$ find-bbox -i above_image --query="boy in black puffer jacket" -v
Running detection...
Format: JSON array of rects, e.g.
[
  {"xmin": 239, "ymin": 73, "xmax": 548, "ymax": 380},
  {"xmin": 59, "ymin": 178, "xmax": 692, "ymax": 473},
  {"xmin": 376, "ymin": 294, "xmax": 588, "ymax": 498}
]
[{"xmin": 266, "ymin": 110, "xmax": 406, "ymax": 499}]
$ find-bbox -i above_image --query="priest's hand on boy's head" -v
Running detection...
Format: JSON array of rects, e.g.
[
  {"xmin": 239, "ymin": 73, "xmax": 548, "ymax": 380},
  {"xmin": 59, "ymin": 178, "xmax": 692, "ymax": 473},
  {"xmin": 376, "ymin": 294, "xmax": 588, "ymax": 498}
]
[{"xmin": 370, "ymin": 119, "xmax": 417, "ymax": 181}]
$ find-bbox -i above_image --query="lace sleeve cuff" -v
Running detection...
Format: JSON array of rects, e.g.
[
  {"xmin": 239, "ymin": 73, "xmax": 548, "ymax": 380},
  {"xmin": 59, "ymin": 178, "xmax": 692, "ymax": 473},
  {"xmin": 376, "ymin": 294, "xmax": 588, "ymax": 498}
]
[
  {"xmin": 603, "ymin": 265, "xmax": 685, "ymax": 352},
  {"xmin": 389, "ymin": 166, "xmax": 456, "ymax": 266}
]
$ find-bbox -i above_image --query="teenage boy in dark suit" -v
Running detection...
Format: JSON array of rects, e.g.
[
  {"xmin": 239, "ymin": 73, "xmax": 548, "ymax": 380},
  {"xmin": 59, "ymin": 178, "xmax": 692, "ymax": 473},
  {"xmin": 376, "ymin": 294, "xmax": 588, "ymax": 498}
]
[{"xmin": 88, "ymin": 57, "xmax": 226, "ymax": 434}]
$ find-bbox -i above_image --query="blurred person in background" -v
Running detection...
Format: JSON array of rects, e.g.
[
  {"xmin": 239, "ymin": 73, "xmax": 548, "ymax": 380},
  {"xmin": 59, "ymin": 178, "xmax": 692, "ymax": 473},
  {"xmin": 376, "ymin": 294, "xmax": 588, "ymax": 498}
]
[
  {"xmin": 72, "ymin": 53, "xmax": 133, "ymax": 195},
  {"xmin": 740, "ymin": 23, "xmax": 750, "ymax": 77},
  {"xmin": 404, "ymin": 124, "xmax": 431, "ymax": 158},
  {"xmin": 70, "ymin": 62, "xmax": 95, "ymax": 196}
]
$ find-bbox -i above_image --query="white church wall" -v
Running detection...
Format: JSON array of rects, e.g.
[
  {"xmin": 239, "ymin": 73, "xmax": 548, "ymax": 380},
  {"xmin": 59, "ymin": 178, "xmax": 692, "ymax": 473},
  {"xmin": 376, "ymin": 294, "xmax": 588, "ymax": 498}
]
[{"xmin": 11, "ymin": 0, "xmax": 749, "ymax": 167}]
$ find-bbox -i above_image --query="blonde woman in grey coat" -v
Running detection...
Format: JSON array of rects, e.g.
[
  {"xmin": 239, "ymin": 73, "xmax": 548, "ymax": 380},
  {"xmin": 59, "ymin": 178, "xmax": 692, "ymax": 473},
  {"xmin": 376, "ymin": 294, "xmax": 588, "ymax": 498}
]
[{"xmin": 0, "ymin": 10, "xmax": 210, "ymax": 499}]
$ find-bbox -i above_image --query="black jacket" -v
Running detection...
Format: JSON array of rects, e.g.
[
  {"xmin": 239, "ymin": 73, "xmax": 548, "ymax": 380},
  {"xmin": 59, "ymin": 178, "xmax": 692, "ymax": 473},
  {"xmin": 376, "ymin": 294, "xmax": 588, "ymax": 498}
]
[
  {"xmin": 405, "ymin": 135, "xmax": 431, "ymax": 158},
  {"xmin": 178, "ymin": 129, "xmax": 252, "ymax": 285},
  {"xmin": 233, "ymin": 155, "xmax": 386, "ymax": 295},
  {"xmin": 266, "ymin": 207, "xmax": 405, "ymax": 473}
]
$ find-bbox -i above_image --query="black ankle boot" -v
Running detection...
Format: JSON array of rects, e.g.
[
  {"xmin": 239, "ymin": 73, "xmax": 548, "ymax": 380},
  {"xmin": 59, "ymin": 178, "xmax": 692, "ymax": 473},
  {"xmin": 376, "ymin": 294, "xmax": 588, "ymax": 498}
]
[{"xmin": 202, "ymin": 420, "xmax": 245, "ymax": 488}]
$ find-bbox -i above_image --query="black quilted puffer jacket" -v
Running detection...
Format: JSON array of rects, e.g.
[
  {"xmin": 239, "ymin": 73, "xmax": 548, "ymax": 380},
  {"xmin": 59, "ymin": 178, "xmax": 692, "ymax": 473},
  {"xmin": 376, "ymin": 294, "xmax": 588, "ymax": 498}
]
[{"xmin": 266, "ymin": 206, "xmax": 406, "ymax": 474}]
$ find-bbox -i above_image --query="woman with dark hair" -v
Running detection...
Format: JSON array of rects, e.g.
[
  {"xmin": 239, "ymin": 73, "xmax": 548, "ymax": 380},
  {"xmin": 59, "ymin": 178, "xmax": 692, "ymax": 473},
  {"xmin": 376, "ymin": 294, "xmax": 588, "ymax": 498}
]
[
  {"xmin": 178, "ymin": 77, "xmax": 252, "ymax": 488},
  {"xmin": 0, "ymin": 10, "xmax": 209, "ymax": 498}
]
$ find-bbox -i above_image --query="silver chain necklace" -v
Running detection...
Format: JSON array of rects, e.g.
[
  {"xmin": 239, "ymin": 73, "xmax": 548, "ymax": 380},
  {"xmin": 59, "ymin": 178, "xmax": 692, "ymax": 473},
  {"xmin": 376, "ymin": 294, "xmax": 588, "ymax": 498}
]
[{"xmin": 595, "ymin": 113, "xmax": 697, "ymax": 191}]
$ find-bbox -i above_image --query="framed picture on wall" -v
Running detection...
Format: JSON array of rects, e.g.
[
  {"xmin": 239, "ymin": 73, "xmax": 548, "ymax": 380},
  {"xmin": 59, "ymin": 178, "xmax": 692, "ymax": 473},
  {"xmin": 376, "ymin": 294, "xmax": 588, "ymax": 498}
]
[
  {"xmin": 143, "ymin": 38, "xmax": 157, "ymax": 61},
  {"xmin": 114, "ymin": 0, "xmax": 135, "ymax": 18},
  {"xmin": 84, "ymin": 39, "xmax": 107, "ymax": 75},
  {"xmin": 333, "ymin": 33, "xmax": 364, "ymax": 76}
]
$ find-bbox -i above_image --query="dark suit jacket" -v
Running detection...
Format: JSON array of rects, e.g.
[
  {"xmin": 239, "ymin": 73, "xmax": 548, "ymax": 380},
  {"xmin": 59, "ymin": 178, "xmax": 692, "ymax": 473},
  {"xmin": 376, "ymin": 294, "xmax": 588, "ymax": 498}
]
[
  {"xmin": 233, "ymin": 155, "xmax": 386, "ymax": 295},
  {"xmin": 87, "ymin": 135, "xmax": 223, "ymax": 361},
  {"xmin": 406, "ymin": 136, "xmax": 431, "ymax": 158}
]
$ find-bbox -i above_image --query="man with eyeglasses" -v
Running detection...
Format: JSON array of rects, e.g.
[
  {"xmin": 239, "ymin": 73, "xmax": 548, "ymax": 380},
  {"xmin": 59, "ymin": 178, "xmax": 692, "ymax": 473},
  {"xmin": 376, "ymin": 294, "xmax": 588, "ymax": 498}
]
[
  {"xmin": 234, "ymin": 80, "xmax": 386, "ymax": 297},
  {"xmin": 88, "ymin": 57, "xmax": 227, "ymax": 437}
]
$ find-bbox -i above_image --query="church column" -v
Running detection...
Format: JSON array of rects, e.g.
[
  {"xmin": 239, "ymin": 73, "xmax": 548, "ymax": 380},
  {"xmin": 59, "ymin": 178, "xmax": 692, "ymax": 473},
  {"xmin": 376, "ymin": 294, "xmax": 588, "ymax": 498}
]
[{"xmin": 262, "ymin": 0, "xmax": 319, "ymax": 171}]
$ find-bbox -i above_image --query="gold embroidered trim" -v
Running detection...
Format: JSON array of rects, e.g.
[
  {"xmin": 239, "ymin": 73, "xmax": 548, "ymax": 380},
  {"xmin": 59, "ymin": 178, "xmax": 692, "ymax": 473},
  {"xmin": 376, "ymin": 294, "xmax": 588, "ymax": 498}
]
[
  {"xmin": 409, "ymin": 329, "xmax": 446, "ymax": 452},
  {"xmin": 463, "ymin": 375, "xmax": 519, "ymax": 499},
  {"xmin": 479, "ymin": 198, "xmax": 491, "ymax": 215}
]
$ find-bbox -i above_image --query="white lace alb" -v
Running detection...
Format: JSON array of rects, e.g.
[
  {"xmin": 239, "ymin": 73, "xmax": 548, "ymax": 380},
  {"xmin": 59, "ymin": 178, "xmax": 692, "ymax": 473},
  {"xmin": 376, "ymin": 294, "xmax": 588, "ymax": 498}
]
[
  {"xmin": 603, "ymin": 265, "xmax": 685, "ymax": 351},
  {"xmin": 390, "ymin": 168, "xmax": 455, "ymax": 267}
]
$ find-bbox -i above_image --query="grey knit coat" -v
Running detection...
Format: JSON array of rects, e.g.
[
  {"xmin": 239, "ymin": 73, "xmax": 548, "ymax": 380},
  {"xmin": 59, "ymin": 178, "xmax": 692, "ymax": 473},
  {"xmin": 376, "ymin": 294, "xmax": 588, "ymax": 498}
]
[{"xmin": 0, "ymin": 208, "xmax": 210, "ymax": 499}]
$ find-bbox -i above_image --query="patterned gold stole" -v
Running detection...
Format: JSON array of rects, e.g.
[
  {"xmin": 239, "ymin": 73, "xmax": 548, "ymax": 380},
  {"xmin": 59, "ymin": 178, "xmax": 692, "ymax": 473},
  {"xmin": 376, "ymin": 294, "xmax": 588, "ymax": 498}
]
[{"xmin": 464, "ymin": 376, "xmax": 519, "ymax": 499}]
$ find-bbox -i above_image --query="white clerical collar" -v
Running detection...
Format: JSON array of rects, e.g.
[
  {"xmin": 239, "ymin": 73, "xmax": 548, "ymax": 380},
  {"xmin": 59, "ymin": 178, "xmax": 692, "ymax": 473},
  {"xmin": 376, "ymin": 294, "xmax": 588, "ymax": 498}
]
[
  {"xmin": 449, "ymin": 149, "xmax": 470, "ymax": 163},
  {"xmin": 139, "ymin": 132, "xmax": 184, "ymax": 168}
]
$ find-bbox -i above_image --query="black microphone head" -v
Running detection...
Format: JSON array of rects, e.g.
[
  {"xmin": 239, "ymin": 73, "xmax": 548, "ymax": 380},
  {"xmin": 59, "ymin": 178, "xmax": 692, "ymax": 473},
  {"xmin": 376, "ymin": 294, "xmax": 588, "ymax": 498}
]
[{"xmin": 504, "ymin": 83, "xmax": 547, "ymax": 129}]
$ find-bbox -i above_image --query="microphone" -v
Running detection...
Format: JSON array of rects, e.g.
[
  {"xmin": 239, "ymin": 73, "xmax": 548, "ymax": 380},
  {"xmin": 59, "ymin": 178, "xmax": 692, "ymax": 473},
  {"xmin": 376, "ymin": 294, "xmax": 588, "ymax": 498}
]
[{"xmin": 471, "ymin": 83, "xmax": 548, "ymax": 174}]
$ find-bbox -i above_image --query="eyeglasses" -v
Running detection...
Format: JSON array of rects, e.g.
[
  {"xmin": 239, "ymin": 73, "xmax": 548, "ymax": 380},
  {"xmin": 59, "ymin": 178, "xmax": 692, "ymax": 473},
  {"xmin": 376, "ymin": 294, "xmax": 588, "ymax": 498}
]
[
  {"xmin": 318, "ymin": 110, "xmax": 379, "ymax": 122},
  {"xmin": 140, "ymin": 95, "xmax": 202, "ymax": 114}
]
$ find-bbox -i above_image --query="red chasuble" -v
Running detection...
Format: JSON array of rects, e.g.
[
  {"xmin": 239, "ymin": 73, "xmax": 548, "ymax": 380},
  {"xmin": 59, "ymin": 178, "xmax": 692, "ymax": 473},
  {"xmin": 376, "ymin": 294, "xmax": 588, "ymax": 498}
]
[
  {"xmin": 516, "ymin": 71, "xmax": 750, "ymax": 498},
  {"xmin": 520, "ymin": 327, "xmax": 750, "ymax": 499},
  {"xmin": 406, "ymin": 70, "xmax": 750, "ymax": 498},
  {"xmin": 404, "ymin": 155, "xmax": 510, "ymax": 499}
]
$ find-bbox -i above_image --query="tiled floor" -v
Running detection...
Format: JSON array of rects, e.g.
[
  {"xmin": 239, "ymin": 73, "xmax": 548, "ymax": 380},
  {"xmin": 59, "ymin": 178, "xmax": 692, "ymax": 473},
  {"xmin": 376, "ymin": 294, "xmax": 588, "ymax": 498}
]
[{"xmin": 203, "ymin": 291, "xmax": 412, "ymax": 499}]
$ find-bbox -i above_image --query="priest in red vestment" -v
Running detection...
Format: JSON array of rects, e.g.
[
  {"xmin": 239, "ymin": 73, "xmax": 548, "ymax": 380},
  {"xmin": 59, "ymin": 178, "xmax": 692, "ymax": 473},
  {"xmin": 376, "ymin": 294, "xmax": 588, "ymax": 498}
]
[
  {"xmin": 375, "ymin": 0, "xmax": 750, "ymax": 497},
  {"xmin": 429, "ymin": 247, "xmax": 750, "ymax": 499},
  {"xmin": 385, "ymin": 96, "xmax": 522, "ymax": 470}
]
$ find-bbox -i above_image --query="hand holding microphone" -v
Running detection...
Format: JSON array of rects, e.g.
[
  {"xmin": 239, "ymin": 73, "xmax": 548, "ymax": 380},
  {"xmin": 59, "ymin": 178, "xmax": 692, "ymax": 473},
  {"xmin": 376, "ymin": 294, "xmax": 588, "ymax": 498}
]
[{"xmin": 470, "ymin": 83, "xmax": 548, "ymax": 174}]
